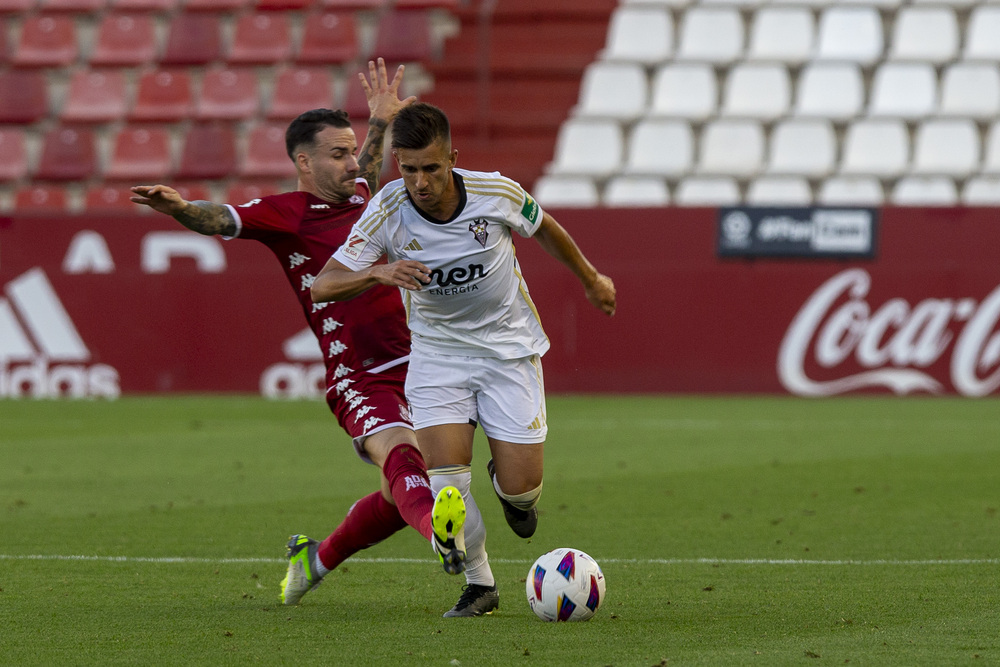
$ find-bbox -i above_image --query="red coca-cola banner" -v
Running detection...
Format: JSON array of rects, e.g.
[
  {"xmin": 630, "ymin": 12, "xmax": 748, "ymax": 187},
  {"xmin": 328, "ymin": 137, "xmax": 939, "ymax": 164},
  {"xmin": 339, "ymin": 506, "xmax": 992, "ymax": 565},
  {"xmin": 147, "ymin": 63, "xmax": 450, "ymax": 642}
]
[{"xmin": 1, "ymin": 208, "xmax": 999, "ymax": 398}]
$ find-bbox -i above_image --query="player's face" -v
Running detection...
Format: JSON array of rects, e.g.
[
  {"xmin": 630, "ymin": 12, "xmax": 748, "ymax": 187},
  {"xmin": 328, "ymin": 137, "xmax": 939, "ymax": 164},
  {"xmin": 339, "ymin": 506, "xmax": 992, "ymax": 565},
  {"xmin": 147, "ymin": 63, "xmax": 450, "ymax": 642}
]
[
  {"xmin": 300, "ymin": 126, "xmax": 360, "ymax": 202},
  {"xmin": 394, "ymin": 138, "xmax": 458, "ymax": 219}
]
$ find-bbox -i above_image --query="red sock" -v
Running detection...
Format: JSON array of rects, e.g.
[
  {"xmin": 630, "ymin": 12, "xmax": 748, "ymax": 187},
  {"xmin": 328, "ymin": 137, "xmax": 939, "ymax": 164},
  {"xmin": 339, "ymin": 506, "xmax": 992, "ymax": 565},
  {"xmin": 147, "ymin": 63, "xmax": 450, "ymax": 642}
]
[
  {"xmin": 383, "ymin": 444, "xmax": 435, "ymax": 542},
  {"xmin": 317, "ymin": 491, "xmax": 406, "ymax": 571}
]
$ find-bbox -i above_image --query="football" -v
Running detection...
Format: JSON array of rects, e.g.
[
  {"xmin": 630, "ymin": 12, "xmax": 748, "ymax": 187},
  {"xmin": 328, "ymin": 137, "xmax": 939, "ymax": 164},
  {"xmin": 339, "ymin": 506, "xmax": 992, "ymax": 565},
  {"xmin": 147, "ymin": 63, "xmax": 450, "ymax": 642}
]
[{"xmin": 525, "ymin": 547, "xmax": 606, "ymax": 621}]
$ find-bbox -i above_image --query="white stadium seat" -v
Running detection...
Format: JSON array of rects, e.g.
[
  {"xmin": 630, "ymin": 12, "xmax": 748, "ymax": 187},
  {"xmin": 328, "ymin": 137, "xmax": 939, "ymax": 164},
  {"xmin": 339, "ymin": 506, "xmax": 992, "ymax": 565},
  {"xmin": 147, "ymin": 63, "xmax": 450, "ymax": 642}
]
[
  {"xmin": 794, "ymin": 63, "xmax": 864, "ymax": 120},
  {"xmin": 721, "ymin": 63, "xmax": 791, "ymax": 120},
  {"xmin": 891, "ymin": 177, "xmax": 958, "ymax": 206},
  {"xmin": 624, "ymin": 119, "xmax": 694, "ymax": 177},
  {"xmin": 649, "ymin": 63, "xmax": 717, "ymax": 120},
  {"xmin": 815, "ymin": 7, "xmax": 883, "ymax": 66},
  {"xmin": 962, "ymin": 177, "xmax": 1000, "ymax": 205},
  {"xmin": 674, "ymin": 177, "xmax": 740, "ymax": 206},
  {"xmin": 547, "ymin": 119, "xmax": 624, "ymax": 178},
  {"xmin": 817, "ymin": 177, "xmax": 885, "ymax": 205},
  {"xmin": 603, "ymin": 176, "xmax": 670, "ymax": 207},
  {"xmin": 980, "ymin": 121, "xmax": 1000, "ymax": 174},
  {"xmin": 889, "ymin": 7, "xmax": 959, "ymax": 64},
  {"xmin": 840, "ymin": 119, "xmax": 909, "ymax": 178},
  {"xmin": 939, "ymin": 63, "xmax": 1000, "ymax": 119},
  {"xmin": 746, "ymin": 7, "xmax": 814, "ymax": 64},
  {"xmin": 766, "ymin": 119, "xmax": 837, "ymax": 178},
  {"xmin": 574, "ymin": 62, "xmax": 648, "ymax": 121},
  {"xmin": 602, "ymin": 7, "xmax": 673, "ymax": 64},
  {"xmin": 675, "ymin": 7, "xmax": 744, "ymax": 64},
  {"xmin": 868, "ymin": 63, "xmax": 936, "ymax": 119},
  {"xmin": 964, "ymin": 7, "xmax": 1000, "ymax": 61},
  {"xmin": 746, "ymin": 177, "xmax": 812, "ymax": 205},
  {"xmin": 910, "ymin": 120, "xmax": 980, "ymax": 177},
  {"xmin": 698, "ymin": 120, "xmax": 765, "ymax": 177},
  {"xmin": 532, "ymin": 176, "xmax": 600, "ymax": 208}
]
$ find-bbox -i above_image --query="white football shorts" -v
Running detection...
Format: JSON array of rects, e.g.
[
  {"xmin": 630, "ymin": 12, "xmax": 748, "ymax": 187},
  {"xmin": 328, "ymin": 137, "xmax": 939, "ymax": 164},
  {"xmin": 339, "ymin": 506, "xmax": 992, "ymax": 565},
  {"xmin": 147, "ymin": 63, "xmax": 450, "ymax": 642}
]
[{"xmin": 405, "ymin": 350, "xmax": 548, "ymax": 444}]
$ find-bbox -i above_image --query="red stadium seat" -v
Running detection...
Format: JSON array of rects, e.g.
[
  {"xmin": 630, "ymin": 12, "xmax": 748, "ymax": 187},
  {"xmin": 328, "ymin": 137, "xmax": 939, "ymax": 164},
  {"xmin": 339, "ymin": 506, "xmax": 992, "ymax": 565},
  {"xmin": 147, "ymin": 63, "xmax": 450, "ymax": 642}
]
[
  {"xmin": 0, "ymin": 70, "xmax": 48, "ymax": 123},
  {"xmin": 321, "ymin": 0, "xmax": 385, "ymax": 9},
  {"xmin": 14, "ymin": 185, "xmax": 70, "ymax": 212},
  {"xmin": 84, "ymin": 184, "xmax": 143, "ymax": 213},
  {"xmin": 161, "ymin": 13, "xmax": 221, "ymax": 66},
  {"xmin": 176, "ymin": 123, "xmax": 236, "ymax": 180},
  {"xmin": 109, "ymin": 0, "xmax": 178, "ymax": 10},
  {"xmin": 131, "ymin": 68, "xmax": 194, "ymax": 122},
  {"xmin": 196, "ymin": 67, "xmax": 259, "ymax": 120},
  {"xmin": 90, "ymin": 13, "xmax": 156, "ymax": 66},
  {"xmin": 228, "ymin": 12, "xmax": 291, "ymax": 64},
  {"xmin": 105, "ymin": 125, "xmax": 173, "ymax": 180},
  {"xmin": 60, "ymin": 69, "xmax": 128, "ymax": 123},
  {"xmin": 0, "ymin": 19, "xmax": 7, "ymax": 63},
  {"xmin": 374, "ymin": 10, "xmax": 432, "ymax": 64},
  {"xmin": 181, "ymin": 0, "xmax": 244, "ymax": 10},
  {"xmin": 267, "ymin": 67, "xmax": 335, "ymax": 120},
  {"xmin": 0, "ymin": 0, "xmax": 34, "ymax": 12},
  {"xmin": 172, "ymin": 181, "xmax": 212, "ymax": 201},
  {"xmin": 297, "ymin": 11, "xmax": 357, "ymax": 64},
  {"xmin": 36, "ymin": 126, "xmax": 96, "ymax": 181},
  {"xmin": 13, "ymin": 14, "xmax": 77, "ymax": 67},
  {"xmin": 37, "ymin": 0, "xmax": 104, "ymax": 11},
  {"xmin": 255, "ymin": 0, "xmax": 309, "ymax": 9},
  {"xmin": 240, "ymin": 123, "xmax": 295, "ymax": 179},
  {"xmin": 227, "ymin": 180, "xmax": 281, "ymax": 205},
  {"xmin": 0, "ymin": 128, "xmax": 28, "ymax": 182}
]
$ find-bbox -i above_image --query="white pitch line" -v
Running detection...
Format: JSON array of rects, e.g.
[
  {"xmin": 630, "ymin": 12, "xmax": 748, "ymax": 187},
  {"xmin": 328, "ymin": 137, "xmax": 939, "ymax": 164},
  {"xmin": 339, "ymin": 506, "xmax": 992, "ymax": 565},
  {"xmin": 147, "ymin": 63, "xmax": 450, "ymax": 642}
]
[{"xmin": 0, "ymin": 554, "xmax": 997, "ymax": 566}]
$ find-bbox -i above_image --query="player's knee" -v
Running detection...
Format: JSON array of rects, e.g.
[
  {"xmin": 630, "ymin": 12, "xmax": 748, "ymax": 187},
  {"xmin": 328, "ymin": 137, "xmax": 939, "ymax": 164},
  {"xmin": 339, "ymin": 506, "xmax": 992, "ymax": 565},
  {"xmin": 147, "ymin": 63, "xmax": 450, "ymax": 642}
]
[{"xmin": 494, "ymin": 479, "xmax": 543, "ymax": 511}]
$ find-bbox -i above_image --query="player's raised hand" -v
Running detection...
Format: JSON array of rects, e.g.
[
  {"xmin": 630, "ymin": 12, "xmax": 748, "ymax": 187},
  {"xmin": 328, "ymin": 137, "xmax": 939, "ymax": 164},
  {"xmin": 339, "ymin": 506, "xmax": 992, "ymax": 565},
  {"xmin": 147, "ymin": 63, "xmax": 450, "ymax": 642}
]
[
  {"xmin": 586, "ymin": 273, "xmax": 617, "ymax": 317},
  {"xmin": 360, "ymin": 57, "xmax": 417, "ymax": 124},
  {"xmin": 130, "ymin": 184, "xmax": 186, "ymax": 215}
]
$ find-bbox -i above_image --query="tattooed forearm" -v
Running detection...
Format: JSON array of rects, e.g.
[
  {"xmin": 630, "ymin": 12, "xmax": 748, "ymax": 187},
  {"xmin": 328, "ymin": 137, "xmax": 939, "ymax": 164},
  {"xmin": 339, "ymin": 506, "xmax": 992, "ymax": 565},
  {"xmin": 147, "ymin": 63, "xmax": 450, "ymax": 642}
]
[
  {"xmin": 174, "ymin": 201, "xmax": 238, "ymax": 237},
  {"xmin": 358, "ymin": 118, "xmax": 389, "ymax": 193}
]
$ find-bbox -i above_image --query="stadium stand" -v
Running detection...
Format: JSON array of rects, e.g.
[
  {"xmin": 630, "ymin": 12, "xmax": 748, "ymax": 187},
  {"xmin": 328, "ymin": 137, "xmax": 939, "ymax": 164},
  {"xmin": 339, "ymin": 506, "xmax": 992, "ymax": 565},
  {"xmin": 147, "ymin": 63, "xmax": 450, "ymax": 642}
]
[
  {"xmin": 13, "ymin": 14, "xmax": 77, "ymax": 66},
  {"xmin": 160, "ymin": 12, "xmax": 222, "ymax": 65},
  {"xmin": 130, "ymin": 68, "xmax": 194, "ymax": 122},
  {"xmin": 105, "ymin": 126, "xmax": 174, "ymax": 180},
  {"xmin": 90, "ymin": 13, "xmax": 157, "ymax": 65},
  {"xmin": 60, "ymin": 69, "xmax": 129, "ymax": 124},
  {"xmin": 0, "ymin": 129, "xmax": 28, "ymax": 183},
  {"xmin": 36, "ymin": 127, "xmax": 97, "ymax": 182}
]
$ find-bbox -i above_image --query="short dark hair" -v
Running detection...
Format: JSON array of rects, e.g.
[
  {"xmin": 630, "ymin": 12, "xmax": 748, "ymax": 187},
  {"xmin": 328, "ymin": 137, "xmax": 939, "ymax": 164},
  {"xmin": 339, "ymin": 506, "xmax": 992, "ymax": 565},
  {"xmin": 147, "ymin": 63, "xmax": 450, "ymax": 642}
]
[
  {"xmin": 390, "ymin": 102, "xmax": 450, "ymax": 151},
  {"xmin": 285, "ymin": 108, "xmax": 352, "ymax": 160}
]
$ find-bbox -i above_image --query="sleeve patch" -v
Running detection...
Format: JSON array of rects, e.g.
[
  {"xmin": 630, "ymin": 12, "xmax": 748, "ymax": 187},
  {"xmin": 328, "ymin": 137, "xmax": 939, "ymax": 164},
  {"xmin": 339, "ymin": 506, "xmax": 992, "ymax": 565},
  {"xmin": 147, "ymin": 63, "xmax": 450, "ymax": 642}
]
[
  {"xmin": 341, "ymin": 232, "xmax": 369, "ymax": 261},
  {"xmin": 520, "ymin": 194, "xmax": 540, "ymax": 225}
]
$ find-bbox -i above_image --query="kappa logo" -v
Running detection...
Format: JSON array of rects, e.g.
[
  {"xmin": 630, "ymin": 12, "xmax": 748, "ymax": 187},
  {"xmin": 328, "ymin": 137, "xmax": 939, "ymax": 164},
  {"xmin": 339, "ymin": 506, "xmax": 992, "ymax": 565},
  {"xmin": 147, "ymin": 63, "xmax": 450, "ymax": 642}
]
[{"xmin": 0, "ymin": 268, "xmax": 120, "ymax": 398}]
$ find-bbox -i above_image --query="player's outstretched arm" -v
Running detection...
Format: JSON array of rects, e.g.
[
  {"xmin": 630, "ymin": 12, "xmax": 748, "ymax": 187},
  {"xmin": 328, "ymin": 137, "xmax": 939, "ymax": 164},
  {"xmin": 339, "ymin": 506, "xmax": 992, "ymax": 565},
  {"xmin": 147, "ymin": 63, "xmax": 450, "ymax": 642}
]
[
  {"xmin": 311, "ymin": 256, "xmax": 431, "ymax": 303},
  {"xmin": 130, "ymin": 185, "xmax": 238, "ymax": 237},
  {"xmin": 532, "ymin": 212, "xmax": 617, "ymax": 317},
  {"xmin": 357, "ymin": 57, "xmax": 417, "ymax": 193}
]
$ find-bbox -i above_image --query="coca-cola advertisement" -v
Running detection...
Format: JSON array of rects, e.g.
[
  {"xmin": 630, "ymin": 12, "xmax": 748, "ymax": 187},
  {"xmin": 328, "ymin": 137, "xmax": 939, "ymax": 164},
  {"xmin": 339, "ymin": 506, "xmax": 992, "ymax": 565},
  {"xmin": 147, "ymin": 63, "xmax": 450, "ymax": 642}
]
[{"xmin": 1, "ymin": 207, "xmax": 999, "ymax": 397}]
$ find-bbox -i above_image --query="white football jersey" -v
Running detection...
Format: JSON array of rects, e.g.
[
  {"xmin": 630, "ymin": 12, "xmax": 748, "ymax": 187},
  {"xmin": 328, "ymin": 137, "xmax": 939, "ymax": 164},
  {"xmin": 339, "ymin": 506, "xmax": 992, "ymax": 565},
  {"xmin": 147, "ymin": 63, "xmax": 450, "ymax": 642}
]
[{"xmin": 334, "ymin": 169, "xmax": 550, "ymax": 360}]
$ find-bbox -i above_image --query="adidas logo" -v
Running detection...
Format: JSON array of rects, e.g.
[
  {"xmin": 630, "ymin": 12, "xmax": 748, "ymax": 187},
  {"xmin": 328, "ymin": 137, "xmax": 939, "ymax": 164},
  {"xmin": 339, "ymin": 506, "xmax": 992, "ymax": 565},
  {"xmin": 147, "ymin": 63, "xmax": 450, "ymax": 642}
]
[
  {"xmin": 0, "ymin": 268, "xmax": 119, "ymax": 398},
  {"xmin": 404, "ymin": 239, "xmax": 423, "ymax": 252}
]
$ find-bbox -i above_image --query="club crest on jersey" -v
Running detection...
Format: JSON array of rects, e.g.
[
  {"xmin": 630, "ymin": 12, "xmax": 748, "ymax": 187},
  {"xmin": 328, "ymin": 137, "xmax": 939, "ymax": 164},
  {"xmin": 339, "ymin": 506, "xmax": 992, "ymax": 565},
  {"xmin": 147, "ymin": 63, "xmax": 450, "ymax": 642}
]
[
  {"xmin": 342, "ymin": 233, "xmax": 369, "ymax": 260},
  {"xmin": 469, "ymin": 219, "xmax": 489, "ymax": 248}
]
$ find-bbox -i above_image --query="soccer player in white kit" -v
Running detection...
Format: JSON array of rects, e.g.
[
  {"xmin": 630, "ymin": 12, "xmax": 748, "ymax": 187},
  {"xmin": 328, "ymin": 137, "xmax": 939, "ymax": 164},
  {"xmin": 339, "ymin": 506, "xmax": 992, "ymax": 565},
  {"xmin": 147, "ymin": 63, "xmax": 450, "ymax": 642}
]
[{"xmin": 311, "ymin": 102, "xmax": 616, "ymax": 617}]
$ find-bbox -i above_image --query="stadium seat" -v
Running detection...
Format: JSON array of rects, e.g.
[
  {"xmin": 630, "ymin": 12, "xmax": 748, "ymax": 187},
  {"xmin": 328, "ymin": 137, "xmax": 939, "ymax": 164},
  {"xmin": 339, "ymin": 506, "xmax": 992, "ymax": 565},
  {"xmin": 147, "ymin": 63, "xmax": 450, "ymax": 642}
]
[
  {"xmin": 255, "ymin": 0, "xmax": 310, "ymax": 9},
  {"xmin": 601, "ymin": 6, "xmax": 673, "ymax": 64},
  {"xmin": 603, "ymin": 176, "xmax": 670, "ymax": 207},
  {"xmin": 720, "ymin": 63, "xmax": 790, "ymax": 120},
  {"xmin": 35, "ymin": 126, "xmax": 96, "ymax": 181},
  {"xmin": 0, "ymin": 0, "xmax": 34, "ymax": 11},
  {"xmin": 814, "ymin": 7, "xmax": 882, "ymax": 66},
  {"xmin": 240, "ymin": 123, "xmax": 295, "ymax": 179},
  {"xmin": 794, "ymin": 63, "xmax": 864, "ymax": 121},
  {"xmin": 983, "ymin": 122, "xmax": 1000, "ymax": 174},
  {"xmin": 531, "ymin": 175, "xmax": 600, "ymax": 208},
  {"xmin": 910, "ymin": 120, "xmax": 979, "ymax": 178},
  {"xmin": 817, "ymin": 177, "xmax": 884, "ymax": 205},
  {"xmin": 60, "ymin": 69, "xmax": 128, "ymax": 123},
  {"xmin": 547, "ymin": 119, "xmax": 623, "ymax": 178},
  {"xmin": 105, "ymin": 126, "xmax": 173, "ymax": 180},
  {"xmin": 14, "ymin": 184, "xmax": 70, "ymax": 212},
  {"xmin": 0, "ymin": 128, "xmax": 28, "ymax": 182},
  {"xmin": 675, "ymin": 7, "xmax": 743, "ymax": 64},
  {"xmin": 963, "ymin": 7, "xmax": 1000, "ymax": 61},
  {"xmin": 161, "ymin": 13, "xmax": 221, "ymax": 66},
  {"xmin": 890, "ymin": 177, "xmax": 958, "ymax": 206},
  {"xmin": 939, "ymin": 64, "xmax": 1000, "ymax": 120},
  {"xmin": 267, "ymin": 67, "xmax": 335, "ymax": 120},
  {"xmin": 623, "ymin": 119, "xmax": 693, "ymax": 178},
  {"xmin": 195, "ymin": 67, "xmax": 259, "ymax": 120},
  {"xmin": 13, "ymin": 14, "xmax": 77, "ymax": 67},
  {"xmin": 697, "ymin": 120, "xmax": 764, "ymax": 177},
  {"xmin": 110, "ymin": 0, "xmax": 176, "ymax": 9},
  {"xmin": 131, "ymin": 69, "xmax": 193, "ymax": 122},
  {"xmin": 176, "ymin": 123, "xmax": 235, "ymax": 180},
  {"xmin": 90, "ymin": 13, "xmax": 156, "ymax": 66},
  {"xmin": 868, "ymin": 63, "xmax": 936, "ymax": 119},
  {"xmin": 840, "ymin": 120, "xmax": 909, "ymax": 178},
  {"xmin": 297, "ymin": 11, "xmax": 358, "ymax": 64},
  {"xmin": 0, "ymin": 69, "xmax": 48, "ymax": 123},
  {"xmin": 172, "ymin": 181, "xmax": 212, "ymax": 201},
  {"xmin": 649, "ymin": 63, "xmax": 717, "ymax": 120},
  {"xmin": 228, "ymin": 12, "xmax": 292, "ymax": 64},
  {"xmin": 889, "ymin": 7, "xmax": 958, "ymax": 64},
  {"xmin": 746, "ymin": 7, "xmax": 813, "ymax": 64},
  {"xmin": 574, "ymin": 62, "xmax": 647, "ymax": 121},
  {"xmin": 961, "ymin": 177, "xmax": 1000, "ymax": 205},
  {"xmin": 320, "ymin": 0, "xmax": 386, "ymax": 9},
  {"xmin": 674, "ymin": 177, "xmax": 740, "ymax": 206},
  {"xmin": 374, "ymin": 10, "xmax": 432, "ymax": 64},
  {"xmin": 766, "ymin": 119, "xmax": 836, "ymax": 178},
  {"xmin": 84, "ymin": 184, "xmax": 144, "ymax": 213},
  {"xmin": 36, "ymin": 0, "xmax": 104, "ymax": 12},
  {"xmin": 226, "ymin": 181, "xmax": 282, "ymax": 205},
  {"xmin": 181, "ymin": 0, "xmax": 244, "ymax": 10},
  {"xmin": 770, "ymin": 0, "xmax": 833, "ymax": 7},
  {"xmin": 745, "ymin": 177, "xmax": 812, "ymax": 205}
]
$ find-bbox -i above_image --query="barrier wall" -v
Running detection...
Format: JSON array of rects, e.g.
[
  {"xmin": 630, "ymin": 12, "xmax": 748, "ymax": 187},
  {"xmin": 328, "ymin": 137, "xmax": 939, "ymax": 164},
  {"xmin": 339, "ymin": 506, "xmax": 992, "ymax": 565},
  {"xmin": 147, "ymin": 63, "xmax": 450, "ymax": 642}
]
[{"xmin": 2, "ymin": 207, "xmax": 999, "ymax": 398}]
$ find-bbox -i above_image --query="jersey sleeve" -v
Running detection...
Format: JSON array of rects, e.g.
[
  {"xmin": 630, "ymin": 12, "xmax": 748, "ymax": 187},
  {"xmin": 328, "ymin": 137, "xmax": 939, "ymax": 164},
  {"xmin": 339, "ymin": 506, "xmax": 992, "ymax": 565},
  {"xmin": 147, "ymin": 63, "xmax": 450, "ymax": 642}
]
[
  {"xmin": 224, "ymin": 195, "xmax": 302, "ymax": 241},
  {"xmin": 495, "ymin": 176, "xmax": 544, "ymax": 239},
  {"xmin": 332, "ymin": 192, "xmax": 388, "ymax": 270}
]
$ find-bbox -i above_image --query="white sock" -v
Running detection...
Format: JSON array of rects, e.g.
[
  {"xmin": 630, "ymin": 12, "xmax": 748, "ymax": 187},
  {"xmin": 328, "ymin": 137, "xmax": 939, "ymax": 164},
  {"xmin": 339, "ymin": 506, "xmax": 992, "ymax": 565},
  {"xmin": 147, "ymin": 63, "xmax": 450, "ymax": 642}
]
[
  {"xmin": 492, "ymin": 475, "xmax": 543, "ymax": 511},
  {"xmin": 429, "ymin": 465, "xmax": 495, "ymax": 588}
]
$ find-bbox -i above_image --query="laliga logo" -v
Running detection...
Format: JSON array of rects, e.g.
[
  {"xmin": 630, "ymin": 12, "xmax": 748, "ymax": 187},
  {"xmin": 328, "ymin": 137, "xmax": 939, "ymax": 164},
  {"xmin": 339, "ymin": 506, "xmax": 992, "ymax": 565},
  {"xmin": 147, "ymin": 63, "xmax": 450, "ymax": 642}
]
[{"xmin": 778, "ymin": 268, "xmax": 1000, "ymax": 397}]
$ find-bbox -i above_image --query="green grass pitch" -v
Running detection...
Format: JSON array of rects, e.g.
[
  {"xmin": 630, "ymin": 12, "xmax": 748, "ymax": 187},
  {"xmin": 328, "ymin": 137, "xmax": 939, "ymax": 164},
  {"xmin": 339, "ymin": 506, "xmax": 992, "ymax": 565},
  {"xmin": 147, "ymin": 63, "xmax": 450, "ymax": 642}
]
[{"xmin": 2, "ymin": 395, "xmax": 998, "ymax": 665}]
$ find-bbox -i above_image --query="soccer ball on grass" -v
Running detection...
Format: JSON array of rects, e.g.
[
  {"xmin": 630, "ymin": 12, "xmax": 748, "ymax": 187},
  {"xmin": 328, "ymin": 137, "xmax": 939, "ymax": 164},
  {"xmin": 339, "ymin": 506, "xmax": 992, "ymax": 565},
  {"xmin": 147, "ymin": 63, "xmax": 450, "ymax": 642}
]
[{"xmin": 525, "ymin": 547, "xmax": 606, "ymax": 621}]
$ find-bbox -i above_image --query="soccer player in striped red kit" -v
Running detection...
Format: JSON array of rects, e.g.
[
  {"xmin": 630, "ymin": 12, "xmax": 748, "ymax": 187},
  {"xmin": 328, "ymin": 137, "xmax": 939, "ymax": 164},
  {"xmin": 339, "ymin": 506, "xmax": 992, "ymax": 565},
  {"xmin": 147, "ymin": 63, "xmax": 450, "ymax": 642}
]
[{"xmin": 130, "ymin": 59, "xmax": 471, "ymax": 614}]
